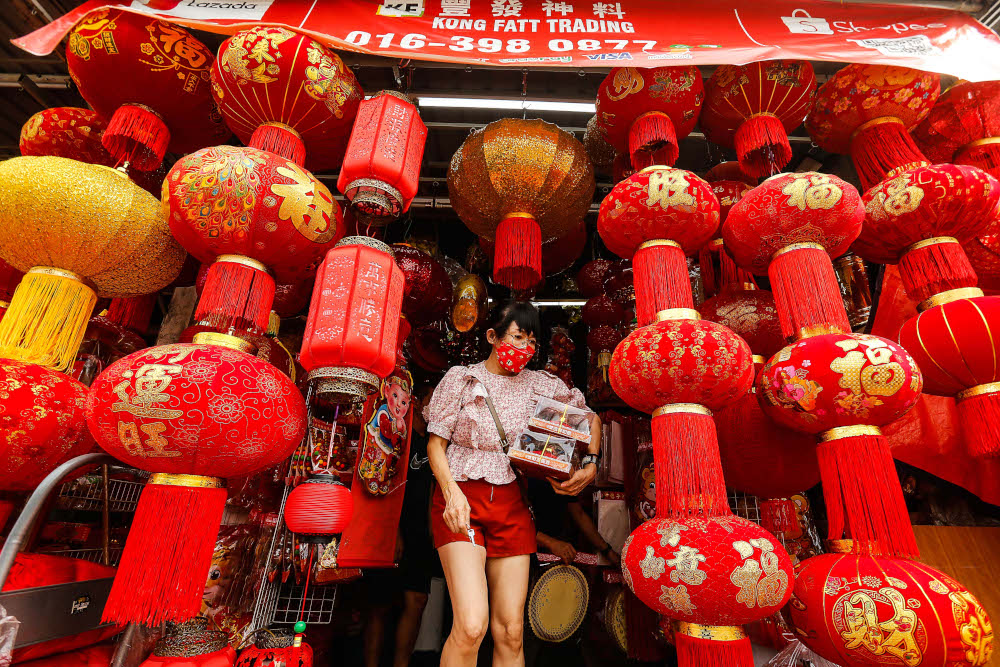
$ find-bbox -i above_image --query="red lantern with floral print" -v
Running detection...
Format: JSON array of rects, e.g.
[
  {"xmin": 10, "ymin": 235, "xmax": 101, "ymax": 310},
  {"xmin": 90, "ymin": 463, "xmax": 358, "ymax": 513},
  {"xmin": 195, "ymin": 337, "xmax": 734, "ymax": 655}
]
[
  {"xmin": 700, "ymin": 180, "xmax": 754, "ymax": 299},
  {"xmin": 913, "ymin": 80, "xmax": 1000, "ymax": 179},
  {"xmin": 19, "ymin": 107, "xmax": 112, "ymax": 166},
  {"xmin": 66, "ymin": 9, "xmax": 230, "ymax": 171},
  {"xmin": 595, "ymin": 67, "xmax": 704, "ymax": 169},
  {"xmin": 790, "ymin": 551, "xmax": 993, "ymax": 667},
  {"xmin": 700, "ymin": 289, "xmax": 783, "ymax": 360},
  {"xmin": 86, "ymin": 339, "xmax": 306, "ymax": 626},
  {"xmin": 701, "ymin": 61, "xmax": 817, "ymax": 178}
]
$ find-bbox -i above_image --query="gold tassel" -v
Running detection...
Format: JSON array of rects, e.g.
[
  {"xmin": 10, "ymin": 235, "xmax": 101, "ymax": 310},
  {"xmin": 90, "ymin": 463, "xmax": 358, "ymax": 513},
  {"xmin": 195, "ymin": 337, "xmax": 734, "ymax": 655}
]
[{"xmin": 0, "ymin": 267, "xmax": 97, "ymax": 371}]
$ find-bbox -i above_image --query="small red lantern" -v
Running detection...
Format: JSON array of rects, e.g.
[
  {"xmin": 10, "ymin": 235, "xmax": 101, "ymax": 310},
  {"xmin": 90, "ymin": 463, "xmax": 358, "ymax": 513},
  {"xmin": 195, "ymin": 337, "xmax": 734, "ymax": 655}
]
[
  {"xmin": 66, "ymin": 9, "xmax": 230, "ymax": 170},
  {"xmin": 913, "ymin": 80, "xmax": 1000, "ymax": 179},
  {"xmin": 704, "ymin": 161, "xmax": 755, "ymax": 186},
  {"xmin": 285, "ymin": 474, "xmax": 354, "ymax": 537},
  {"xmin": 699, "ymin": 181, "xmax": 754, "ymax": 299},
  {"xmin": 595, "ymin": 67, "xmax": 704, "ymax": 169},
  {"xmin": 272, "ymin": 281, "xmax": 313, "ymax": 318},
  {"xmin": 300, "ymin": 237, "xmax": 405, "ymax": 405},
  {"xmin": 392, "ymin": 244, "xmax": 452, "ymax": 328},
  {"xmin": 701, "ymin": 61, "xmax": 817, "ymax": 178},
  {"xmin": 577, "ymin": 259, "xmax": 613, "ymax": 298},
  {"xmin": 790, "ymin": 551, "xmax": 993, "ymax": 667},
  {"xmin": 586, "ymin": 324, "xmax": 622, "ymax": 383},
  {"xmin": 338, "ymin": 92, "xmax": 427, "ymax": 226},
  {"xmin": 236, "ymin": 631, "xmax": 312, "ymax": 667},
  {"xmin": 542, "ymin": 221, "xmax": 587, "ymax": 278},
  {"xmin": 583, "ymin": 295, "xmax": 626, "ymax": 328},
  {"xmin": 19, "ymin": 107, "xmax": 112, "ymax": 166}
]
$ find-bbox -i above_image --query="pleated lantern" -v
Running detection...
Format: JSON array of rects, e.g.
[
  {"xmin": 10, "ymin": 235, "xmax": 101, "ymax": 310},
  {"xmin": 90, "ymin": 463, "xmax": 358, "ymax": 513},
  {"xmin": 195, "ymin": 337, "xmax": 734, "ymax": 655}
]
[
  {"xmin": 701, "ymin": 61, "xmax": 817, "ymax": 178},
  {"xmin": 447, "ymin": 119, "xmax": 594, "ymax": 290},
  {"xmin": 87, "ymin": 339, "xmax": 306, "ymax": 625},
  {"xmin": 211, "ymin": 26, "xmax": 362, "ymax": 170},
  {"xmin": 913, "ymin": 80, "xmax": 1000, "ymax": 179},
  {"xmin": 805, "ymin": 64, "xmax": 939, "ymax": 191},
  {"xmin": 597, "ymin": 167, "xmax": 720, "ymax": 326},
  {"xmin": 300, "ymin": 237, "xmax": 405, "ymax": 405},
  {"xmin": 595, "ymin": 66, "xmax": 704, "ymax": 169},
  {"xmin": 0, "ymin": 156, "xmax": 185, "ymax": 371},
  {"xmin": 66, "ymin": 9, "xmax": 230, "ymax": 170},
  {"xmin": 284, "ymin": 474, "xmax": 354, "ymax": 537},
  {"xmin": 337, "ymin": 91, "xmax": 427, "ymax": 226}
]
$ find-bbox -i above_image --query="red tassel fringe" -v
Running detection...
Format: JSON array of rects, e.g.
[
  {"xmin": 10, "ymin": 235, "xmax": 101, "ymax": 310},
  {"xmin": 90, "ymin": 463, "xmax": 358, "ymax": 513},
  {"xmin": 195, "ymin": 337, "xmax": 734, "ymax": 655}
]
[
  {"xmin": 250, "ymin": 124, "xmax": 307, "ymax": 166},
  {"xmin": 720, "ymin": 248, "xmax": 756, "ymax": 289},
  {"xmin": 103, "ymin": 482, "xmax": 227, "ymax": 626},
  {"xmin": 698, "ymin": 243, "xmax": 718, "ymax": 300},
  {"xmin": 102, "ymin": 104, "xmax": 170, "ymax": 172},
  {"xmin": 651, "ymin": 411, "xmax": 729, "ymax": 518},
  {"xmin": 958, "ymin": 389, "xmax": 1000, "ymax": 458},
  {"xmin": 674, "ymin": 631, "xmax": 754, "ymax": 667},
  {"xmin": 106, "ymin": 294, "xmax": 157, "ymax": 335},
  {"xmin": 899, "ymin": 241, "xmax": 978, "ymax": 303},
  {"xmin": 759, "ymin": 498, "xmax": 797, "ymax": 535},
  {"xmin": 629, "ymin": 112, "xmax": 679, "ymax": 169},
  {"xmin": 957, "ymin": 141, "xmax": 1000, "ymax": 181},
  {"xmin": 735, "ymin": 113, "xmax": 792, "ymax": 179},
  {"xmin": 634, "ymin": 243, "xmax": 692, "ymax": 326},
  {"xmin": 816, "ymin": 432, "xmax": 919, "ymax": 559},
  {"xmin": 493, "ymin": 216, "xmax": 543, "ymax": 291},
  {"xmin": 196, "ymin": 260, "xmax": 276, "ymax": 334},
  {"xmin": 849, "ymin": 118, "xmax": 929, "ymax": 192},
  {"xmin": 769, "ymin": 245, "xmax": 851, "ymax": 338}
]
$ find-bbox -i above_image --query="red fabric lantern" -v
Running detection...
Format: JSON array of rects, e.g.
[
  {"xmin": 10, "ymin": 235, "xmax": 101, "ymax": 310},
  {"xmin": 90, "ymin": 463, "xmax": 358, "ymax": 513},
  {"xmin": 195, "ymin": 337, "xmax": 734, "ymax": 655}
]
[
  {"xmin": 724, "ymin": 172, "xmax": 864, "ymax": 339},
  {"xmin": 392, "ymin": 244, "xmax": 452, "ymax": 327},
  {"xmin": 586, "ymin": 324, "xmax": 622, "ymax": 383},
  {"xmin": 699, "ymin": 181, "xmax": 754, "ymax": 299},
  {"xmin": 300, "ymin": 237, "xmax": 405, "ymax": 405},
  {"xmin": 701, "ymin": 61, "xmax": 817, "ymax": 178},
  {"xmin": 790, "ymin": 552, "xmax": 993, "ymax": 667},
  {"xmin": 0, "ymin": 360, "xmax": 94, "ymax": 492},
  {"xmin": 542, "ymin": 221, "xmax": 587, "ymax": 277},
  {"xmin": 284, "ymin": 474, "xmax": 354, "ymax": 536},
  {"xmin": 86, "ymin": 340, "xmax": 306, "ymax": 626},
  {"xmin": 211, "ymin": 27, "xmax": 362, "ymax": 170},
  {"xmin": 913, "ymin": 80, "xmax": 1000, "ymax": 179},
  {"xmin": 704, "ymin": 161, "xmax": 755, "ymax": 186},
  {"xmin": 19, "ymin": 107, "xmax": 112, "ymax": 166},
  {"xmin": 66, "ymin": 9, "xmax": 229, "ymax": 170},
  {"xmin": 577, "ymin": 259, "xmax": 613, "ymax": 298},
  {"xmin": 582, "ymin": 294, "xmax": 626, "ymax": 328},
  {"xmin": 965, "ymin": 229, "xmax": 1000, "ymax": 293},
  {"xmin": 338, "ymin": 92, "xmax": 426, "ymax": 225},
  {"xmin": 235, "ymin": 634, "xmax": 311, "ymax": 667},
  {"xmin": 595, "ymin": 67, "xmax": 704, "ymax": 169},
  {"xmin": 700, "ymin": 289, "xmax": 784, "ymax": 360},
  {"xmin": 805, "ymin": 64, "xmax": 939, "ymax": 191},
  {"xmin": 272, "ymin": 280, "xmax": 313, "ymax": 318}
]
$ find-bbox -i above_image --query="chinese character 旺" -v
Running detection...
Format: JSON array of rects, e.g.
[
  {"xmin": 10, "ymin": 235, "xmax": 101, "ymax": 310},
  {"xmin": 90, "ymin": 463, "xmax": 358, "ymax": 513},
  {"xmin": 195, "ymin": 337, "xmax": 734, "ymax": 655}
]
[
  {"xmin": 542, "ymin": 0, "xmax": 574, "ymax": 16},
  {"xmin": 592, "ymin": 2, "xmax": 624, "ymax": 18},
  {"xmin": 441, "ymin": 0, "xmax": 472, "ymax": 16},
  {"xmin": 491, "ymin": 0, "xmax": 522, "ymax": 16}
]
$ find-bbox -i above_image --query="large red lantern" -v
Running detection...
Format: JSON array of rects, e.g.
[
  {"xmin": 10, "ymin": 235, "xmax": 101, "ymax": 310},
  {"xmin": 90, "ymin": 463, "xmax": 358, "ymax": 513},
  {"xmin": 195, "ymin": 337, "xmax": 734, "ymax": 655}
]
[
  {"xmin": 701, "ymin": 61, "xmax": 817, "ymax": 178},
  {"xmin": 66, "ymin": 9, "xmax": 229, "ymax": 171},
  {"xmin": 19, "ymin": 107, "xmax": 112, "ymax": 166},
  {"xmin": 284, "ymin": 474, "xmax": 354, "ymax": 536},
  {"xmin": 300, "ymin": 237, "xmax": 405, "ymax": 405},
  {"xmin": 211, "ymin": 27, "xmax": 362, "ymax": 170},
  {"xmin": 913, "ymin": 80, "xmax": 1000, "ymax": 179},
  {"xmin": 392, "ymin": 244, "xmax": 451, "ymax": 328},
  {"xmin": 86, "ymin": 338, "xmax": 306, "ymax": 625},
  {"xmin": 595, "ymin": 67, "xmax": 704, "ymax": 169},
  {"xmin": 790, "ymin": 551, "xmax": 993, "ymax": 667},
  {"xmin": 338, "ymin": 92, "xmax": 426, "ymax": 225},
  {"xmin": 699, "ymin": 289, "xmax": 783, "ymax": 359}
]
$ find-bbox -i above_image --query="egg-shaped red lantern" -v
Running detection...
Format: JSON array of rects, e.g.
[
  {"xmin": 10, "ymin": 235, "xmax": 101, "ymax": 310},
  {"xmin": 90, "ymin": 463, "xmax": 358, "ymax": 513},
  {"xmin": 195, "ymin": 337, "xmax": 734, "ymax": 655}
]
[
  {"xmin": 300, "ymin": 237, "xmax": 405, "ymax": 405},
  {"xmin": 338, "ymin": 92, "xmax": 426, "ymax": 226},
  {"xmin": 211, "ymin": 27, "xmax": 361, "ymax": 170},
  {"xmin": 790, "ymin": 552, "xmax": 993, "ymax": 667},
  {"xmin": 586, "ymin": 324, "xmax": 622, "ymax": 383},
  {"xmin": 66, "ymin": 9, "xmax": 229, "ymax": 171},
  {"xmin": 392, "ymin": 244, "xmax": 451, "ymax": 328},
  {"xmin": 577, "ymin": 259, "xmax": 613, "ymax": 298},
  {"xmin": 724, "ymin": 172, "xmax": 864, "ymax": 339},
  {"xmin": 705, "ymin": 161, "xmax": 755, "ymax": 186},
  {"xmin": 701, "ymin": 61, "xmax": 817, "ymax": 178},
  {"xmin": 913, "ymin": 80, "xmax": 1000, "ymax": 179},
  {"xmin": 272, "ymin": 281, "xmax": 313, "ymax": 318},
  {"xmin": 805, "ymin": 64, "xmax": 939, "ymax": 191},
  {"xmin": 595, "ymin": 67, "xmax": 704, "ymax": 169},
  {"xmin": 284, "ymin": 474, "xmax": 354, "ymax": 537},
  {"xmin": 86, "ymin": 339, "xmax": 306, "ymax": 626},
  {"xmin": 19, "ymin": 107, "xmax": 112, "ymax": 166},
  {"xmin": 583, "ymin": 294, "xmax": 626, "ymax": 328},
  {"xmin": 699, "ymin": 288, "xmax": 784, "ymax": 360}
]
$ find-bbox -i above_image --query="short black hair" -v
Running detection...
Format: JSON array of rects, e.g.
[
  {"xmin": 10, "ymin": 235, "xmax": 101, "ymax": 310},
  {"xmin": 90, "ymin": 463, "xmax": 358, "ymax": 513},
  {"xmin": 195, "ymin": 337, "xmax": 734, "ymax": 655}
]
[{"xmin": 488, "ymin": 301, "xmax": 542, "ymax": 340}]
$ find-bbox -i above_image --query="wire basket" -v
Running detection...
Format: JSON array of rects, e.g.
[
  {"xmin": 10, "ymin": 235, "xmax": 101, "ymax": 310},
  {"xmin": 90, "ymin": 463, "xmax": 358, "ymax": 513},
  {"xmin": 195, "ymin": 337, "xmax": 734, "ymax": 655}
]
[
  {"xmin": 57, "ymin": 476, "xmax": 144, "ymax": 513},
  {"xmin": 44, "ymin": 547, "xmax": 125, "ymax": 567},
  {"xmin": 728, "ymin": 489, "xmax": 761, "ymax": 524}
]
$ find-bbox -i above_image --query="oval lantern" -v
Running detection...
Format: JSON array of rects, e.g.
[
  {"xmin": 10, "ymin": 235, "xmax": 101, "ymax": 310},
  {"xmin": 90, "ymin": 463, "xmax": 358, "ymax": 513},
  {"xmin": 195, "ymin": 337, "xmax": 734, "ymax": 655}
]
[{"xmin": 284, "ymin": 474, "xmax": 354, "ymax": 537}]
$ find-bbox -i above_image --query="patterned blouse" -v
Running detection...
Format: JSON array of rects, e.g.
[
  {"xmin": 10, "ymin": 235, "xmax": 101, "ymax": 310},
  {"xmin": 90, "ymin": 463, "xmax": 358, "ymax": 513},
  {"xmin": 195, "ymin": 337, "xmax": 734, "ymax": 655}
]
[{"xmin": 425, "ymin": 362, "xmax": 590, "ymax": 485}]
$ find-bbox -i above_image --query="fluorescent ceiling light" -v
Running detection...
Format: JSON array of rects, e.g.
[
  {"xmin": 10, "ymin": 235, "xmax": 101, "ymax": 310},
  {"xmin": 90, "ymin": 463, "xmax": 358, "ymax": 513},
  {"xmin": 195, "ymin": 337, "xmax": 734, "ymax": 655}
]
[{"xmin": 417, "ymin": 97, "xmax": 595, "ymax": 113}]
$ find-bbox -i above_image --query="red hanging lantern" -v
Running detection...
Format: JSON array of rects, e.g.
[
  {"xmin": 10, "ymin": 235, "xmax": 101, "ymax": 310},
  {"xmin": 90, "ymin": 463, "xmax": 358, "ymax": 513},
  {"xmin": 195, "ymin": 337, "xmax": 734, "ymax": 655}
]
[
  {"xmin": 704, "ymin": 161, "xmax": 755, "ymax": 186},
  {"xmin": 86, "ymin": 338, "xmax": 306, "ymax": 625},
  {"xmin": 699, "ymin": 180, "xmax": 754, "ymax": 299},
  {"xmin": 595, "ymin": 67, "xmax": 704, "ymax": 169},
  {"xmin": 612, "ymin": 153, "xmax": 635, "ymax": 184},
  {"xmin": 805, "ymin": 64, "xmax": 939, "ymax": 191},
  {"xmin": 66, "ymin": 9, "xmax": 230, "ymax": 171},
  {"xmin": 541, "ymin": 221, "xmax": 587, "ymax": 278},
  {"xmin": 583, "ymin": 294, "xmax": 626, "ymax": 328},
  {"xmin": 392, "ymin": 244, "xmax": 452, "ymax": 328},
  {"xmin": 913, "ymin": 80, "xmax": 1000, "ymax": 179},
  {"xmin": 790, "ymin": 550, "xmax": 993, "ymax": 667},
  {"xmin": 211, "ymin": 27, "xmax": 362, "ymax": 170},
  {"xmin": 447, "ymin": 119, "xmax": 594, "ymax": 290},
  {"xmin": 300, "ymin": 237, "xmax": 405, "ymax": 405},
  {"xmin": 284, "ymin": 474, "xmax": 354, "ymax": 536},
  {"xmin": 235, "ymin": 631, "xmax": 312, "ymax": 667},
  {"xmin": 586, "ymin": 324, "xmax": 622, "ymax": 383},
  {"xmin": 965, "ymin": 229, "xmax": 1000, "ymax": 293},
  {"xmin": 577, "ymin": 259, "xmax": 613, "ymax": 298},
  {"xmin": 19, "ymin": 107, "xmax": 112, "ymax": 166},
  {"xmin": 701, "ymin": 61, "xmax": 817, "ymax": 178},
  {"xmin": 272, "ymin": 280, "xmax": 314, "ymax": 318},
  {"xmin": 338, "ymin": 91, "xmax": 427, "ymax": 225}
]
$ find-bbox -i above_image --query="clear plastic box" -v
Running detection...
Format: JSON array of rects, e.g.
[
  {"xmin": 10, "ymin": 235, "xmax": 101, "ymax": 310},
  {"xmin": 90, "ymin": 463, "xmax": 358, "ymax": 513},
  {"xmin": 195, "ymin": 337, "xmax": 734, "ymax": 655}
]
[{"xmin": 527, "ymin": 396, "xmax": 592, "ymax": 443}]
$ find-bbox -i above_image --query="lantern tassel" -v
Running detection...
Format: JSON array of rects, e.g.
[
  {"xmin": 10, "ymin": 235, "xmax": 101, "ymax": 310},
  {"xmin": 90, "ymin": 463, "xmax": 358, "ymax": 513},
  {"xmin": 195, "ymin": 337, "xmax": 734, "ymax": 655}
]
[
  {"xmin": 102, "ymin": 104, "xmax": 170, "ymax": 172},
  {"xmin": 628, "ymin": 111, "xmax": 679, "ymax": 169},
  {"xmin": 957, "ymin": 385, "xmax": 1000, "ymax": 458},
  {"xmin": 759, "ymin": 498, "xmax": 797, "ymax": 535},
  {"xmin": 849, "ymin": 117, "xmax": 928, "ymax": 192},
  {"xmin": 898, "ymin": 240, "xmax": 978, "ymax": 303},
  {"xmin": 719, "ymin": 249, "xmax": 756, "ymax": 289},
  {"xmin": 493, "ymin": 215, "xmax": 542, "ymax": 291},
  {"xmin": 956, "ymin": 139, "xmax": 1000, "ymax": 179},
  {"xmin": 196, "ymin": 257, "xmax": 276, "ymax": 334},
  {"xmin": 651, "ymin": 408, "xmax": 729, "ymax": 518},
  {"xmin": 770, "ymin": 244, "xmax": 851, "ymax": 339},
  {"xmin": 106, "ymin": 294, "xmax": 157, "ymax": 335},
  {"xmin": 816, "ymin": 429, "xmax": 919, "ymax": 559},
  {"xmin": 735, "ymin": 113, "xmax": 792, "ymax": 179},
  {"xmin": 103, "ymin": 475, "xmax": 227, "ymax": 626},
  {"xmin": 698, "ymin": 243, "xmax": 718, "ymax": 300},
  {"xmin": 0, "ymin": 267, "xmax": 97, "ymax": 372},
  {"xmin": 634, "ymin": 242, "xmax": 692, "ymax": 326},
  {"xmin": 250, "ymin": 123, "xmax": 307, "ymax": 167},
  {"xmin": 673, "ymin": 624, "xmax": 754, "ymax": 667}
]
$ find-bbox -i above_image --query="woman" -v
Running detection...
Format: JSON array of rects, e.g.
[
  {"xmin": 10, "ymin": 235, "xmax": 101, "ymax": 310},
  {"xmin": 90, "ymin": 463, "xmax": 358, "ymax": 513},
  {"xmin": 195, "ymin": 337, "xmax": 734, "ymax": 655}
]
[{"xmin": 425, "ymin": 302, "xmax": 602, "ymax": 667}]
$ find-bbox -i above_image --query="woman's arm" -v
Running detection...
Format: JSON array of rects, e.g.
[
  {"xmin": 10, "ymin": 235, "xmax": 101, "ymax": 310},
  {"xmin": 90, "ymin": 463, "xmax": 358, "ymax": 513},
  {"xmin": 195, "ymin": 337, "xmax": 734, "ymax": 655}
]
[
  {"xmin": 428, "ymin": 433, "xmax": 471, "ymax": 534},
  {"xmin": 536, "ymin": 530, "xmax": 577, "ymax": 563},
  {"xmin": 567, "ymin": 500, "xmax": 620, "ymax": 565},
  {"xmin": 550, "ymin": 412, "xmax": 603, "ymax": 496}
]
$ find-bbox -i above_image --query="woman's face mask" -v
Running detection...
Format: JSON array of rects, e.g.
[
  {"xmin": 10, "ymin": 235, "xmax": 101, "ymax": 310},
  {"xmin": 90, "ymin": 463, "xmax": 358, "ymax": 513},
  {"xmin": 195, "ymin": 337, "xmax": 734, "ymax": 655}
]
[{"xmin": 492, "ymin": 328, "xmax": 536, "ymax": 374}]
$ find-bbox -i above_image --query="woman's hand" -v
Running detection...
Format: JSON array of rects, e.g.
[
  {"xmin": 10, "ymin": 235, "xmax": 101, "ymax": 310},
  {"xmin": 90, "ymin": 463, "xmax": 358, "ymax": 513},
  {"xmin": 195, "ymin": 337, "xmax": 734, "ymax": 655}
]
[
  {"xmin": 549, "ymin": 463, "xmax": 597, "ymax": 496},
  {"xmin": 549, "ymin": 539, "xmax": 577, "ymax": 564},
  {"xmin": 442, "ymin": 480, "xmax": 472, "ymax": 534}
]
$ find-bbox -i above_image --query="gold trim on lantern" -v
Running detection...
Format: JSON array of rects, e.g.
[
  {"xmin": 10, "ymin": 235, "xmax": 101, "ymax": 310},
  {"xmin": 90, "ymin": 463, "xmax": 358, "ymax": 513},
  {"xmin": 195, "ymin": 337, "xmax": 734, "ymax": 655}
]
[
  {"xmin": 917, "ymin": 287, "xmax": 984, "ymax": 312},
  {"xmin": 819, "ymin": 425, "xmax": 882, "ymax": 442},
  {"xmin": 708, "ymin": 238, "xmax": 724, "ymax": 250},
  {"xmin": 27, "ymin": 266, "xmax": 94, "ymax": 290},
  {"xmin": 337, "ymin": 235, "xmax": 394, "ymax": 256},
  {"xmin": 958, "ymin": 382, "xmax": 1000, "ymax": 401},
  {"xmin": 771, "ymin": 242, "xmax": 825, "ymax": 261},
  {"xmin": 192, "ymin": 331, "xmax": 256, "ymax": 354},
  {"xmin": 885, "ymin": 161, "xmax": 929, "ymax": 179},
  {"xmin": 752, "ymin": 355, "xmax": 766, "ymax": 364},
  {"xmin": 638, "ymin": 239, "xmax": 681, "ymax": 251},
  {"xmin": 215, "ymin": 254, "xmax": 269, "ymax": 273},
  {"xmin": 850, "ymin": 115, "xmax": 903, "ymax": 141},
  {"xmin": 904, "ymin": 236, "xmax": 959, "ymax": 254},
  {"xmin": 956, "ymin": 137, "xmax": 1000, "ymax": 161},
  {"xmin": 655, "ymin": 308, "xmax": 700, "ymax": 322},
  {"xmin": 128, "ymin": 103, "xmax": 165, "ymax": 122},
  {"xmin": 673, "ymin": 622, "xmax": 746, "ymax": 642},
  {"xmin": 746, "ymin": 111, "xmax": 780, "ymax": 121},
  {"xmin": 795, "ymin": 324, "xmax": 845, "ymax": 340},
  {"xmin": 505, "ymin": 211, "xmax": 536, "ymax": 220},
  {"xmin": 260, "ymin": 121, "xmax": 302, "ymax": 140},
  {"xmin": 148, "ymin": 473, "xmax": 225, "ymax": 489},
  {"xmin": 653, "ymin": 403, "xmax": 712, "ymax": 417},
  {"xmin": 826, "ymin": 539, "xmax": 854, "ymax": 554},
  {"xmin": 639, "ymin": 165, "xmax": 672, "ymax": 174}
]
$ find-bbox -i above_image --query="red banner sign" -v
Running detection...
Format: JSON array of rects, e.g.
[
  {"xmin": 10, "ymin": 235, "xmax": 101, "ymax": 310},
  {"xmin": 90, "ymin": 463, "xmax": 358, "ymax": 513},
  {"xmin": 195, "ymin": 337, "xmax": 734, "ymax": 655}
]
[{"xmin": 13, "ymin": 0, "xmax": 1000, "ymax": 81}]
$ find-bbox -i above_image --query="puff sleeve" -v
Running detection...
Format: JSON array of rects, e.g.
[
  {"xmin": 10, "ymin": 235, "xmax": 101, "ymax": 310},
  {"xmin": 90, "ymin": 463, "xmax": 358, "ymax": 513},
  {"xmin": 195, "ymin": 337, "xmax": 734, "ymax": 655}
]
[{"xmin": 424, "ymin": 365, "xmax": 469, "ymax": 440}]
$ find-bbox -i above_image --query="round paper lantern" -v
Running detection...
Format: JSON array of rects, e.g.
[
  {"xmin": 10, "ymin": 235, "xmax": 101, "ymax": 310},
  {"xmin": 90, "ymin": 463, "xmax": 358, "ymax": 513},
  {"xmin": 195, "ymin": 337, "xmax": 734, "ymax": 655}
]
[
  {"xmin": 913, "ymin": 80, "xmax": 1000, "ymax": 179},
  {"xmin": 705, "ymin": 161, "xmax": 755, "ymax": 186},
  {"xmin": 19, "ymin": 107, "xmax": 112, "ymax": 166},
  {"xmin": 284, "ymin": 474, "xmax": 354, "ymax": 536},
  {"xmin": 595, "ymin": 66, "xmax": 704, "ymax": 169},
  {"xmin": 447, "ymin": 118, "xmax": 595, "ymax": 290},
  {"xmin": 805, "ymin": 64, "xmax": 939, "ymax": 191},
  {"xmin": 724, "ymin": 172, "xmax": 864, "ymax": 339},
  {"xmin": 0, "ymin": 156, "xmax": 185, "ymax": 371},
  {"xmin": 790, "ymin": 551, "xmax": 993, "ymax": 667},
  {"xmin": 577, "ymin": 259, "xmax": 613, "ymax": 298},
  {"xmin": 66, "ymin": 9, "xmax": 229, "ymax": 170},
  {"xmin": 583, "ymin": 115, "xmax": 616, "ymax": 174},
  {"xmin": 701, "ymin": 61, "xmax": 817, "ymax": 178},
  {"xmin": 392, "ymin": 244, "xmax": 452, "ymax": 327},
  {"xmin": 583, "ymin": 294, "xmax": 626, "ymax": 328},
  {"xmin": 211, "ymin": 26, "xmax": 361, "ymax": 170}
]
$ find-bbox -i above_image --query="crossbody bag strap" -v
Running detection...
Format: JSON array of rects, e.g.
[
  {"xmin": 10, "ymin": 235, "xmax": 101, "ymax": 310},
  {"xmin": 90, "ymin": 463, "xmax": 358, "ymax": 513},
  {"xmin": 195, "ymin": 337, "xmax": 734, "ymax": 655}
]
[{"xmin": 482, "ymin": 391, "xmax": 510, "ymax": 453}]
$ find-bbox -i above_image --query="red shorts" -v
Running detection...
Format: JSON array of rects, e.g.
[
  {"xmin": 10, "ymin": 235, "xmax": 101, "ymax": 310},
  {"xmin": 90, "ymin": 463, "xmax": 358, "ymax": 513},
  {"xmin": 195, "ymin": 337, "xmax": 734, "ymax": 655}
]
[{"xmin": 431, "ymin": 479, "xmax": 536, "ymax": 558}]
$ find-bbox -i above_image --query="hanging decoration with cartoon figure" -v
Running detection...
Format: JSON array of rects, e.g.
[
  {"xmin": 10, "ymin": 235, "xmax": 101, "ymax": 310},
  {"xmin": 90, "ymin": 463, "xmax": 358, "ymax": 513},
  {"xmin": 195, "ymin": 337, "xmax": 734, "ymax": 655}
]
[{"xmin": 358, "ymin": 367, "xmax": 413, "ymax": 496}]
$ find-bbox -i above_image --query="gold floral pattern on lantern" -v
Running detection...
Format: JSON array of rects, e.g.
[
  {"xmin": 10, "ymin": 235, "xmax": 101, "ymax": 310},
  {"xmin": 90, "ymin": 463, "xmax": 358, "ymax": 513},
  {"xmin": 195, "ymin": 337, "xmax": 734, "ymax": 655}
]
[
  {"xmin": 272, "ymin": 163, "xmax": 337, "ymax": 242},
  {"xmin": 222, "ymin": 27, "xmax": 293, "ymax": 84},
  {"xmin": 659, "ymin": 584, "xmax": 696, "ymax": 616},
  {"xmin": 950, "ymin": 590, "xmax": 993, "ymax": 666},
  {"xmin": 639, "ymin": 546, "xmax": 666, "ymax": 579}
]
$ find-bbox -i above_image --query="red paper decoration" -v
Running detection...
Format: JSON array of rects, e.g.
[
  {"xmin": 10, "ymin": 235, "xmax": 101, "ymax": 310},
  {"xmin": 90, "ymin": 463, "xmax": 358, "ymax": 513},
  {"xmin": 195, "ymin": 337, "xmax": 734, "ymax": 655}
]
[
  {"xmin": 284, "ymin": 474, "xmax": 354, "ymax": 536},
  {"xmin": 913, "ymin": 80, "xmax": 1000, "ymax": 179},
  {"xmin": 392, "ymin": 244, "xmax": 452, "ymax": 327},
  {"xmin": 701, "ymin": 61, "xmax": 817, "ymax": 178}
]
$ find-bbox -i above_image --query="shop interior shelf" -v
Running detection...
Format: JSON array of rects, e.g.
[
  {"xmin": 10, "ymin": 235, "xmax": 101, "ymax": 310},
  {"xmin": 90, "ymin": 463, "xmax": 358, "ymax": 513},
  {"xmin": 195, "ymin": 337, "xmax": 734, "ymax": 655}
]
[{"xmin": 56, "ymin": 477, "xmax": 145, "ymax": 513}]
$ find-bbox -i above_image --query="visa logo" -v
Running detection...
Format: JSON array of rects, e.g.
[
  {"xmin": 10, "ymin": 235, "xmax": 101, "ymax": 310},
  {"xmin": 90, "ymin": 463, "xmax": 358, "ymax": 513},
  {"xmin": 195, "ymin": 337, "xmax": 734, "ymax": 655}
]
[{"xmin": 584, "ymin": 52, "xmax": 633, "ymax": 60}]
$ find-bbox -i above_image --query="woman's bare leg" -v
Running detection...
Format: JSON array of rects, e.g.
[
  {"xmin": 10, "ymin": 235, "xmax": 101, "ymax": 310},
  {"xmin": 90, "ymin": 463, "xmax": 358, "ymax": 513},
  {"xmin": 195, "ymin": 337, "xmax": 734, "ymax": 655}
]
[
  {"xmin": 439, "ymin": 542, "xmax": 489, "ymax": 667},
  {"xmin": 485, "ymin": 554, "xmax": 531, "ymax": 667}
]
